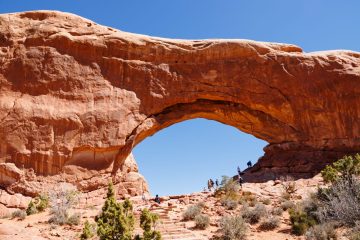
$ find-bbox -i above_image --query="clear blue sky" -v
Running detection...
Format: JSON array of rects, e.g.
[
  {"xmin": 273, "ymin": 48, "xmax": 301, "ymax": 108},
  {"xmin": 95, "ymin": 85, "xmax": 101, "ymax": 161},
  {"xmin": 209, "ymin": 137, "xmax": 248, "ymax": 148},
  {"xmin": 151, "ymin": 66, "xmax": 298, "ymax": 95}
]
[{"xmin": 2, "ymin": 1, "xmax": 360, "ymax": 196}]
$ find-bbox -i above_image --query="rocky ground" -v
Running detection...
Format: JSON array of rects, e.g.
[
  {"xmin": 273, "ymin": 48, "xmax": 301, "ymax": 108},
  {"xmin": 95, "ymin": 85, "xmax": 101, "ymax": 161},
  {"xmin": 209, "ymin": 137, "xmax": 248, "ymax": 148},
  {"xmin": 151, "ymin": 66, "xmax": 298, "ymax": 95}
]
[{"xmin": 0, "ymin": 175, "xmax": 333, "ymax": 240}]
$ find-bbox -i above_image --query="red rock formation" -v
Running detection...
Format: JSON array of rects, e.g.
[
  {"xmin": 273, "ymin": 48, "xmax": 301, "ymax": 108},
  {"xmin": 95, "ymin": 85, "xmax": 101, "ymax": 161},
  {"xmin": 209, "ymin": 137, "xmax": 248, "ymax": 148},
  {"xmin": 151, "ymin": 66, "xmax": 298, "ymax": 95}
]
[{"xmin": 1, "ymin": 11, "xmax": 360, "ymax": 181}]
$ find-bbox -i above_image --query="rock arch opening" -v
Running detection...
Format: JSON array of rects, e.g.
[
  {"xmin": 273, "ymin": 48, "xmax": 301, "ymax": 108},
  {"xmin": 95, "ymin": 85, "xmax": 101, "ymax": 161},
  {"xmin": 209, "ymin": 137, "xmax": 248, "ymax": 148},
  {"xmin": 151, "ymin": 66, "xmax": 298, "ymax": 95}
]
[{"xmin": 133, "ymin": 118, "xmax": 267, "ymax": 196}]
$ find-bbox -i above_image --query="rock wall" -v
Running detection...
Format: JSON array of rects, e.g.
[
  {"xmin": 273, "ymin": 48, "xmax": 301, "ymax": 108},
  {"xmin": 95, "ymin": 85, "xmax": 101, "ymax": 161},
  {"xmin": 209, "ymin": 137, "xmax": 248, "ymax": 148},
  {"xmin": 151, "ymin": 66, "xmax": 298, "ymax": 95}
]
[{"xmin": 1, "ymin": 11, "xmax": 360, "ymax": 180}]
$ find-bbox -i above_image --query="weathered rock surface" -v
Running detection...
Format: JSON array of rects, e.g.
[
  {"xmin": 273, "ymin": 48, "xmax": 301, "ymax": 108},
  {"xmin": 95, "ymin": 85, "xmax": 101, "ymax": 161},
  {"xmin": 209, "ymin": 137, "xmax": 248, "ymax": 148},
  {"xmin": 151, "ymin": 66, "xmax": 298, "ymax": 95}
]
[{"xmin": 1, "ymin": 11, "xmax": 360, "ymax": 181}]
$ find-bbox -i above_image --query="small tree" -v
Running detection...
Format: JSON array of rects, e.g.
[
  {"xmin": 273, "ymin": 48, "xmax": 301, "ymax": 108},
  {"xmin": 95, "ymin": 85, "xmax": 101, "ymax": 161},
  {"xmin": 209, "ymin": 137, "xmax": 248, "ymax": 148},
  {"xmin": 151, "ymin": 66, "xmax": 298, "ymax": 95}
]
[
  {"xmin": 96, "ymin": 182, "xmax": 135, "ymax": 240},
  {"xmin": 135, "ymin": 208, "xmax": 161, "ymax": 240},
  {"xmin": 81, "ymin": 220, "xmax": 96, "ymax": 240},
  {"xmin": 321, "ymin": 154, "xmax": 360, "ymax": 183}
]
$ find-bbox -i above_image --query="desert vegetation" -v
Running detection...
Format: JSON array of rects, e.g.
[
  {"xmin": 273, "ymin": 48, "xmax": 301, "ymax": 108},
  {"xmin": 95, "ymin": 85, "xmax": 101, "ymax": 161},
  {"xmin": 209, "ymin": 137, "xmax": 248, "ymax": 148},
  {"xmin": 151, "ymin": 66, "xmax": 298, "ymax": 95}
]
[
  {"xmin": 3, "ymin": 155, "xmax": 360, "ymax": 240},
  {"xmin": 286, "ymin": 154, "xmax": 360, "ymax": 238},
  {"xmin": 26, "ymin": 193, "xmax": 49, "ymax": 216},
  {"xmin": 94, "ymin": 182, "xmax": 162, "ymax": 240},
  {"xmin": 48, "ymin": 183, "xmax": 80, "ymax": 225},
  {"xmin": 217, "ymin": 215, "xmax": 247, "ymax": 240}
]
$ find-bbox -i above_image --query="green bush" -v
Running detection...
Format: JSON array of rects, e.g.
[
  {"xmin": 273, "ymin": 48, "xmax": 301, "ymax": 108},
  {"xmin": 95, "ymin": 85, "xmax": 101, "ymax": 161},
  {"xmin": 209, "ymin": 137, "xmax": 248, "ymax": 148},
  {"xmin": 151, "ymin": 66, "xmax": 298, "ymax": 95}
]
[
  {"xmin": 135, "ymin": 208, "xmax": 161, "ymax": 240},
  {"xmin": 289, "ymin": 207, "xmax": 316, "ymax": 236},
  {"xmin": 37, "ymin": 194, "xmax": 49, "ymax": 212},
  {"xmin": 194, "ymin": 214, "xmax": 210, "ymax": 230},
  {"xmin": 26, "ymin": 194, "xmax": 49, "ymax": 216},
  {"xmin": 241, "ymin": 203, "xmax": 266, "ymax": 224},
  {"xmin": 321, "ymin": 154, "xmax": 360, "ymax": 183},
  {"xmin": 182, "ymin": 203, "xmax": 203, "ymax": 221},
  {"xmin": 96, "ymin": 182, "xmax": 135, "ymax": 240},
  {"xmin": 80, "ymin": 220, "xmax": 96, "ymax": 240},
  {"xmin": 219, "ymin": 215, "xmax": 247, "ymax": 240},
  {"xmin": 11, "ymin": 209, "xmax": 26, "ymax": 220},
  {"xmin": 321, "ymin": 165, "xmax": 339, "ymax": 184},
  {"xmin": 26, "ymin": 200, "xmax": 38, "ymax": 215},
  {"xmin": 259, "ymin": 215, "xmax": 280, "ymax": 231}
]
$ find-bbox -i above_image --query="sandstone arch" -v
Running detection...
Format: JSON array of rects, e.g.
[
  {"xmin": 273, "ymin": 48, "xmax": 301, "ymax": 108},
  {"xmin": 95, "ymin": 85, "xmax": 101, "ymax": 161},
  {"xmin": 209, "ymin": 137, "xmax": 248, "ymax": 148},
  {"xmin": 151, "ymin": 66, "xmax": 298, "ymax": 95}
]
[{"xmin": 1, "ymin": 11, "xmax": 360, "ymax": 180}]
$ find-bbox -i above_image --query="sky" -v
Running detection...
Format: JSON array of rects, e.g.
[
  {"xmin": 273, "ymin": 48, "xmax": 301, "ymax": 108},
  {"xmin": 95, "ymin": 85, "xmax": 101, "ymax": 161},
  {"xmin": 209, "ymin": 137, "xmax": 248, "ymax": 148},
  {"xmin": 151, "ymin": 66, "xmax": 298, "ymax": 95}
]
[{"xmin": 1, "ymin": 1, "xmax": 360, "ymax": 196}]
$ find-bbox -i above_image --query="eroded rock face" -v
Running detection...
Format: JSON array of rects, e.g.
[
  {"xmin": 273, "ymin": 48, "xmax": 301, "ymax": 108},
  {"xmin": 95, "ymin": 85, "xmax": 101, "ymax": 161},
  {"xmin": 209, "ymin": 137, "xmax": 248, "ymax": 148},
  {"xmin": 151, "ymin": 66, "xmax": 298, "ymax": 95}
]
[{"xmin": 1, "ymin": 11, "xmax": 360, "ymax": 180}]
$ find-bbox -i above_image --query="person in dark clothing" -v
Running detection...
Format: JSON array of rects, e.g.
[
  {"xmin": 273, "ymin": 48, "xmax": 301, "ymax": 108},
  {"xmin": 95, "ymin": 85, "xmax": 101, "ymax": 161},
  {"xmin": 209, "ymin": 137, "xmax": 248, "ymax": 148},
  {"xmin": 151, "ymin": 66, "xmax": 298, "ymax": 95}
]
[
  {"xmin": 215, "ymin": 179, "xmax": 219, "ymax": 188},
  {"xmin": 208, "ymin": 179, "xmax": 215, "ymax": 191},
  {"xmin": 237, "ymin": 166, "xmax": 241, "ymax": 175},
  {"xmin": 247, "ymin": 161, "xmax": 252, "ymax": 168},
  {"xmin": 154, "ymin": 194, "xmax": 160, "ymax": 204},
  {"xmin": 238, "ymin": 176, "xmax": 244, "ymax": 188}
]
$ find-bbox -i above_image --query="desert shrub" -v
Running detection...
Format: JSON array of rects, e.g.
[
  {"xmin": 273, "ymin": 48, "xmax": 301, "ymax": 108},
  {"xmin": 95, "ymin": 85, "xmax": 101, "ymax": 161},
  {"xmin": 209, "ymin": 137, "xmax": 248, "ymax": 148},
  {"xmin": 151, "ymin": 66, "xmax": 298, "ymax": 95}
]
[
  {"xmin": 67, "ymin": 212, "xmax": 81, "ymax": 225},
  {"xmin": 80, "ymin": 220, "xmax": 96, "ymax": 240},
  {"xmin": 305, "ymin": 223, "xmax": 337, "ymax": 240},
  {"xmin": 289, "ymin": 207, "xmax": 317, "ymax": 236},
  {"xmin": 281, "ymin": 192, "xmax": 291, "ymax": 200},
  {"xmin": 48, "ymin": 183, "xmax": 79, "ymax": 225},
  {"xmin": 271, "ymin": 207, "xmax": 283, "ymax": 216},
  {"xmin": 36, "ymin": 194, "xmax": 49, "ymax": 212},
  {"xmin": 219, "ymin": 215, "xmax": 247, "ymax": 240},
  {"xmin": 135, "ymin": 208, "xmax": 161, "ymax": 240},
  {"xmin": 96, "ymin": 182, "xmax": 135, "ymax": 240},
  {"xmin": 321, "ymin": 165, "xmax": 339, "ymax": 184},
  {"xmin": 281, "ymin": 176, "xmax": 297, "ymax": 198},
  {"xmin": 194, "ymin": 214, "xmax": 210, "ymax": 230},
  {"xmin": 349, "ymin": 222, "xmax": 360, "ymax": 240},
  {"xmin": 260, "ymin": 198, "xmax": 271, "ymax": 205},
  {"xmin": 259, "ymin": 215, "xmax": 280, "ymax": 231},
  {"xmin": 241, "ymin": 203, "xmax": 267, "ymax": 224},
  {"xmin": 350, "ymin": 232, "xmax": 360, "ymax": 240},
  {"xmin": 281, "ymin": 200, "xmax": 295, "ymax": 211},
  {"xmin": 26, "ymin": 194, "xmax": 49, "ymax": 216},
  {"xmin": 248, "ymin": 199, "xmax": 257, "ymax": 207},
  {"xmin": 321, "ymin": 154, "xmax": 360, "ymax": 183},
  {"xmin": 11, "ymin": 209, "xmax": 26, "ymax": 220},
  {"xmin": 301, "ymin": 195, "xmax": 321, "ymax": 223},
  {"xmin": 316, "ymin": 176, "xmax": 360, "ymax": 227},
  {"xmin": 221, "ymin": 198, "xmax": 238, "ymax": 210},
  {"xmin": 215, "ymin": 176, "xmax": 241, "ymax": 201},
  {"xmin": 183, "ymin": 203, "xmax": 203, "ymax": 221},
  {"xmin": 49, "ymin": 212, "xmax": 81, "ymax": 225},
  {"xmin": 240, "ymin": 191, "xmax": 256, "ymax": 204},
  {"xmin": 26, "ymin": 200, "xmax": 38, "ymax": 215}
]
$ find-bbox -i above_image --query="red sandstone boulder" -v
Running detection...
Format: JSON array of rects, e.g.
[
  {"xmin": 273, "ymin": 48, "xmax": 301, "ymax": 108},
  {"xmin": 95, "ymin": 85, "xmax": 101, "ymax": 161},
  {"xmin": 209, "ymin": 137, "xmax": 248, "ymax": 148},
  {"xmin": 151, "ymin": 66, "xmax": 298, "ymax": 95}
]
[{"xmin": 0, "ymin": 163, "xmax": 22, "ymax": 187}]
